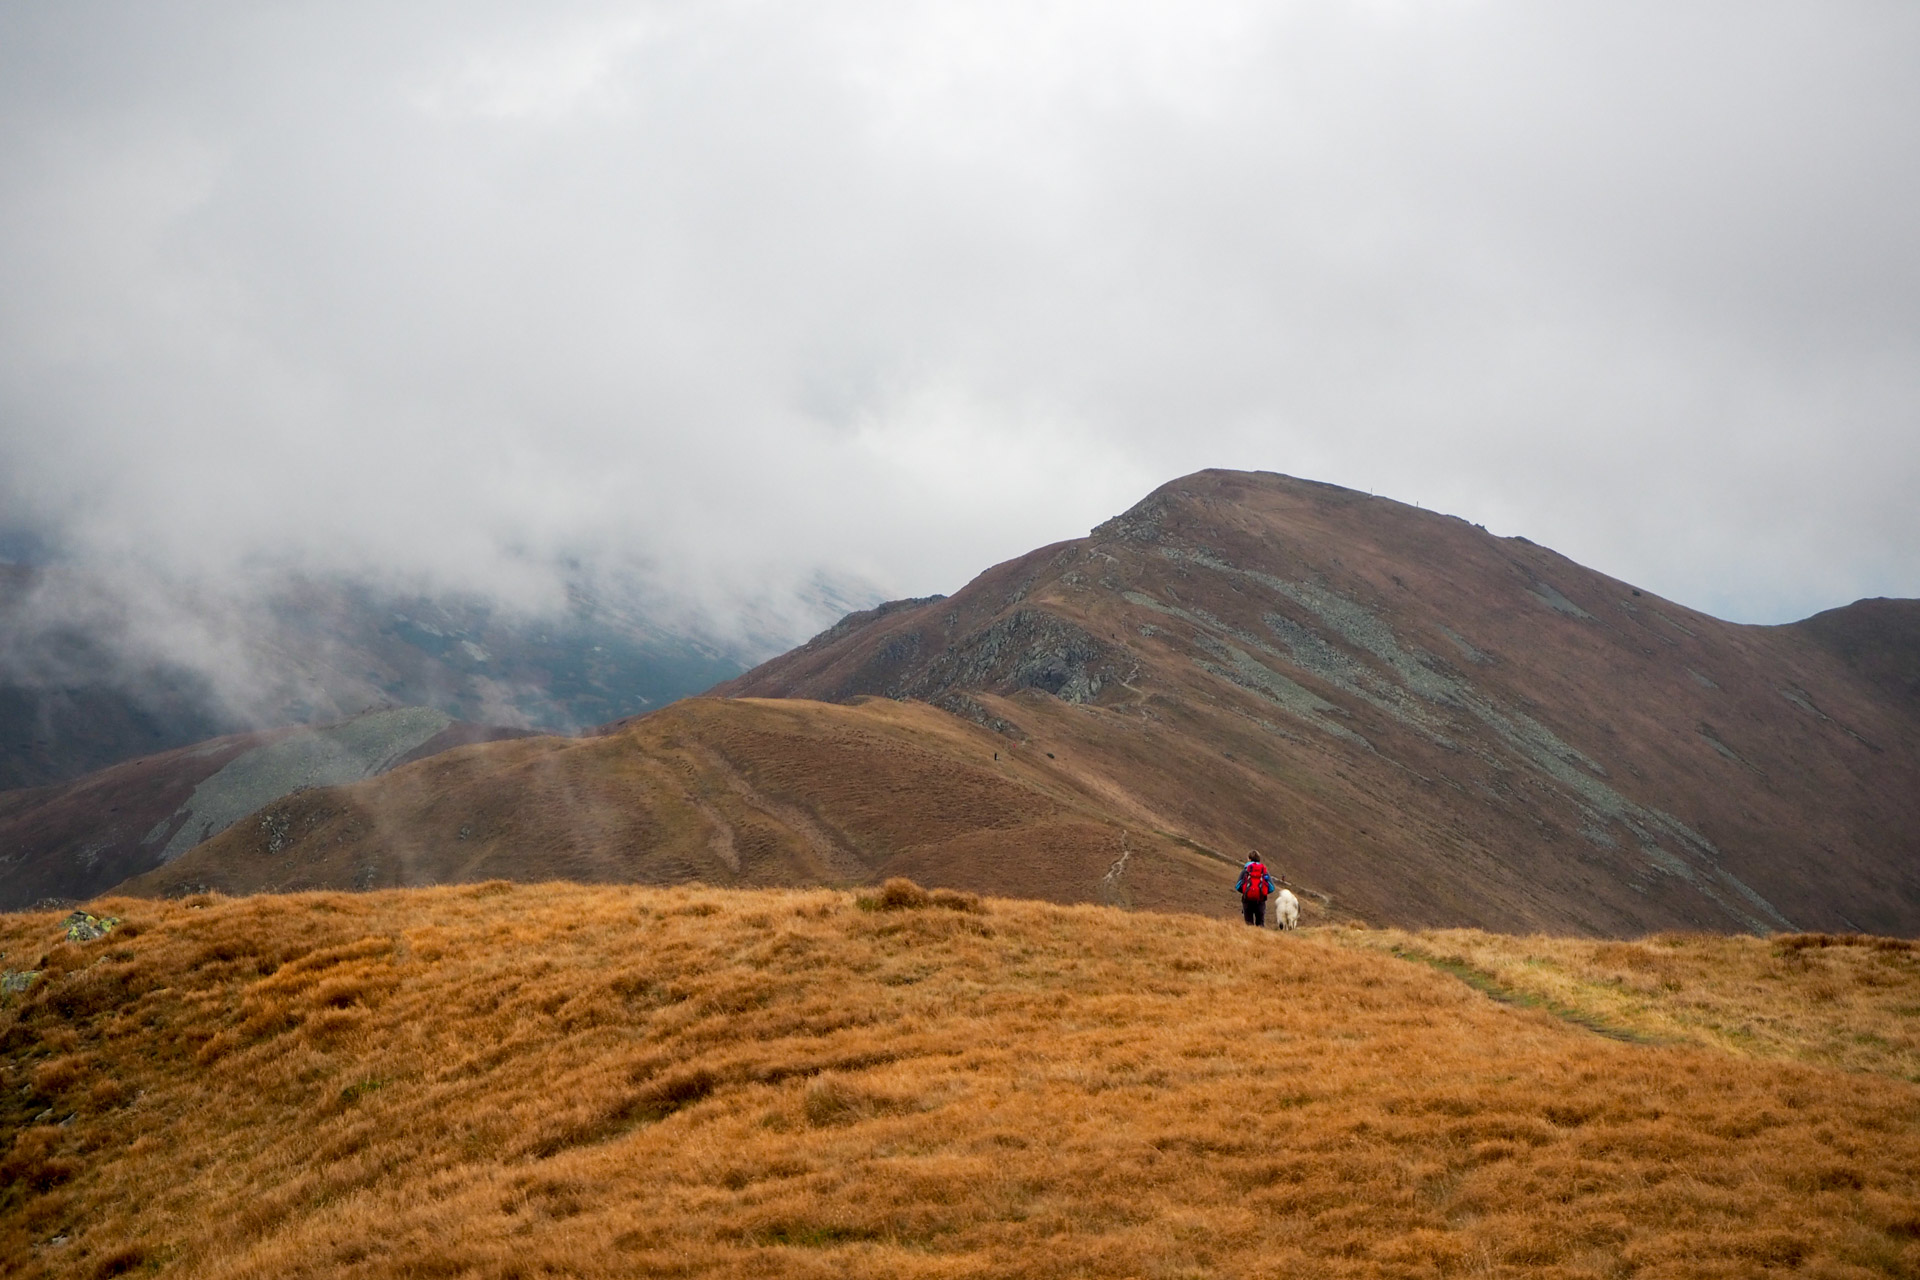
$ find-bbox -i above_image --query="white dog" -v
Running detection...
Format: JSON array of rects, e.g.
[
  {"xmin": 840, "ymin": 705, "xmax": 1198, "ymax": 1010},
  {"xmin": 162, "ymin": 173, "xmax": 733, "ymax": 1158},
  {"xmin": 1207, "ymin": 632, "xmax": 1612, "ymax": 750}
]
[{"xmin": 1274, "ymin": 888, "xmax": 1300, "ymax": 930}]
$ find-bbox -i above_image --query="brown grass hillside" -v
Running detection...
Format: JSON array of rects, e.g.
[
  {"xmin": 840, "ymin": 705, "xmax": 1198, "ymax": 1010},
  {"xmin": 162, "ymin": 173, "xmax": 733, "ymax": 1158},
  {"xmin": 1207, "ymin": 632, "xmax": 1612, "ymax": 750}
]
[
  {"xmin": 4, "ymin": 885, "xmax": 1919, "ymax": 1279},
  {"xmin": 119, "ymin": 697, "xmax": 1241, "ymax": 921}
]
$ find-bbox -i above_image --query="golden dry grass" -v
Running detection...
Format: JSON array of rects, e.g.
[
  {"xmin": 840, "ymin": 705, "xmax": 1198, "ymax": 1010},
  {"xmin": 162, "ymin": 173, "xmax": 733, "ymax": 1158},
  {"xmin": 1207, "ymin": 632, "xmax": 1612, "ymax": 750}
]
[
  {"xmin": 2, "ymin": 885, "xmax": 1918, "ymax": 1279},
  {"xmin": 1335, "ymin": 927, "xmax": 1920, "ymax": 1083}
]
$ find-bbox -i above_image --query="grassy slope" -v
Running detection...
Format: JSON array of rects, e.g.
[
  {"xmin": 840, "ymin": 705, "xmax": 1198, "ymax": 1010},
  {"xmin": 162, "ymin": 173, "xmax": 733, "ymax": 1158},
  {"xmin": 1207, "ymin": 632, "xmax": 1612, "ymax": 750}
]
[
  {"xmin": 1336, "ymin": 928, "xmax": 1920, "ymax": 1082},
  {"xmin": 119, "ymin": 698, "xmax": 1237, "ymax": 920},
  {"xmin": 3, "ymin": 886, "xmax": 1919, "ymax": 1280}
]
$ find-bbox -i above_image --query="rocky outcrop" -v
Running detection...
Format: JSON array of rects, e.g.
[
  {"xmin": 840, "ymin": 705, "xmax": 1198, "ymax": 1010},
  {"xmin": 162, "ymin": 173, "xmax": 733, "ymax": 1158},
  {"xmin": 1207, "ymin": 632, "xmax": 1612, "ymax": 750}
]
[
  {"xmin": 147, "ymin": 707, "xmax": 455, "ymax": 863},
  {"xmin": 906, "ymin": 609, "xmax": 1120, "ymax": 704},
  {"xmin": 745, "ymin": 603, "xmax": 1124, "ymax": 707}
]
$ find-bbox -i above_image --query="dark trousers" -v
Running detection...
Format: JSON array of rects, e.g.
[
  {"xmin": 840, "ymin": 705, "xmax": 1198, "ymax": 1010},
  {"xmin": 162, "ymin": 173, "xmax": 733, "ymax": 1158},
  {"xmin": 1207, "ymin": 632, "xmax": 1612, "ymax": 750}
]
[{"xmin": 1242, "ymin": 895, "xmax": 1266, "ymax": 927}]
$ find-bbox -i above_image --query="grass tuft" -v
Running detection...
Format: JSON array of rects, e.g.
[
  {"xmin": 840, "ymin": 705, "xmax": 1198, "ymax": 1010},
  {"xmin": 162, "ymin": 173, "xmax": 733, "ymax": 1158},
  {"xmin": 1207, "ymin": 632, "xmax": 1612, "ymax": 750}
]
[{"xmin": 855, "ymin": 878, "xmax": 983, "ymax": 914}]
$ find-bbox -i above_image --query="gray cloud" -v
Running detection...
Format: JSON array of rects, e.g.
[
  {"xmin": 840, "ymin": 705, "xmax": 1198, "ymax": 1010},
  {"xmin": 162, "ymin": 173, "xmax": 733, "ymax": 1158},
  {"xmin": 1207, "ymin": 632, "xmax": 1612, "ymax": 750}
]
[{"xmin": 1, "ymin": 0, "xmax": 1915, "ymax": 652}]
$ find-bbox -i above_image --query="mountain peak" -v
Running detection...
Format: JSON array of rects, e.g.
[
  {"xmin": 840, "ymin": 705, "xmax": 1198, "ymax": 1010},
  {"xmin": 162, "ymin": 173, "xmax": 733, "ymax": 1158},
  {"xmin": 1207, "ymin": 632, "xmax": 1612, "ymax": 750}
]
[{"xmin": 716, "ymin": 468, "xmax": 1920, "ymax": 936}]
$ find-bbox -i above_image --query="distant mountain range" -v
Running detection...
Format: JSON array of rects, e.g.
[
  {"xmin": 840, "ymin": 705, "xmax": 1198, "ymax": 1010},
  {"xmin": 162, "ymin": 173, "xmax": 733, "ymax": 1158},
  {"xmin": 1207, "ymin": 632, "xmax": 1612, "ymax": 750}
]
[
  {"xmin": 10, "ymin": 471, "xmax": 1917, "ymax": 936},
  {"xmin": 0, "ymin": 565, "xmax": 873, "ymax": 790}
]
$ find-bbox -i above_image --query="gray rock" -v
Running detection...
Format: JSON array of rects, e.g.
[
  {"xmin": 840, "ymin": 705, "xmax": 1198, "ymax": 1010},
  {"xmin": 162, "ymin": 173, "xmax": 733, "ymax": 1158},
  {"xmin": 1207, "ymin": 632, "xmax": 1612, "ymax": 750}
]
[{"xmin": 152, "ymin": 707, "xmax": 453, "ymax": 862}]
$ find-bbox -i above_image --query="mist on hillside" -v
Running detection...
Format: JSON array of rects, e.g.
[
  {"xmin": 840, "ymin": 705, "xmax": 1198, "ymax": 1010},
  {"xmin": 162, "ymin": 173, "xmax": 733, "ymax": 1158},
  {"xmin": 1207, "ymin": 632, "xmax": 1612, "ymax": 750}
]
[{"xmin": 0, "ymin": 552, "xmax": 878, "ymax": 750}]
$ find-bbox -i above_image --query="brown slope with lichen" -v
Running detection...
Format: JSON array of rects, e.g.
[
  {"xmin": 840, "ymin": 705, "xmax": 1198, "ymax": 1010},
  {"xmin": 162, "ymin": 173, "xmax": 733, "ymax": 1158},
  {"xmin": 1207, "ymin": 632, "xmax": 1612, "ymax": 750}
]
[
  {"xmin": 114, "ymin": 697, "xmax": 1236, "ymax": 919},
  {"xmin": 717, "ymin": 469, "xmax": 1920, "ymax": 936}
]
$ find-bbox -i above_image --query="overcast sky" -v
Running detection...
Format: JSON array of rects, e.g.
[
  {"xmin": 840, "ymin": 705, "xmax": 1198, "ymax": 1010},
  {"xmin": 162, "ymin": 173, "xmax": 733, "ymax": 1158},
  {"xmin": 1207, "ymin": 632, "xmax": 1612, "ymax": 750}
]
[{"xmin": 2, "ymin": 0, "xmax": 1916, "ymax": 636}]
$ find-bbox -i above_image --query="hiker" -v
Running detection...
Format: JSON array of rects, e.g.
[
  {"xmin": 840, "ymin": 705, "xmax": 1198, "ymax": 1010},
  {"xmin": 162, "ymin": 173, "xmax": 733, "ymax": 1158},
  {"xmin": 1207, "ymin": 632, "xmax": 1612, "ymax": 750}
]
[{"xmin": 1237, "ymin": 853, "xmax": 1274, "ymax": 927}]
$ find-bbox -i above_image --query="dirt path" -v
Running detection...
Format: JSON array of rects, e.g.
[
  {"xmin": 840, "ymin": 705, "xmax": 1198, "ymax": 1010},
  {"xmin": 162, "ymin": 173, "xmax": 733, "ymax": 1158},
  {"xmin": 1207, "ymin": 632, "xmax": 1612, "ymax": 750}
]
[{"xmin": 1099, "ymin": 829, "xmax": 1132, "ymax": 906}]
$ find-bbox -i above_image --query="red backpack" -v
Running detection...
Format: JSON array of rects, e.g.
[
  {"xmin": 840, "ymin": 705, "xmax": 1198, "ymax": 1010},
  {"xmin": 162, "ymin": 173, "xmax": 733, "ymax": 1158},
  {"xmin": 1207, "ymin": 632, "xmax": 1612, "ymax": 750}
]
[{"xmin": 1242, "ymin": 861, "xmax": 1271, "ymax": 900}]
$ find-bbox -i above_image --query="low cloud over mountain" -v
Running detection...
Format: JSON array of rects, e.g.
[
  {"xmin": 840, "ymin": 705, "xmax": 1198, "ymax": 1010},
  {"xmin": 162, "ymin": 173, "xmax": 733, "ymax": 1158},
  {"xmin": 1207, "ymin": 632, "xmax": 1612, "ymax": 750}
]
[{"xmin": 0, "ymin": 557, "xmax": 877, "ymax": 788}]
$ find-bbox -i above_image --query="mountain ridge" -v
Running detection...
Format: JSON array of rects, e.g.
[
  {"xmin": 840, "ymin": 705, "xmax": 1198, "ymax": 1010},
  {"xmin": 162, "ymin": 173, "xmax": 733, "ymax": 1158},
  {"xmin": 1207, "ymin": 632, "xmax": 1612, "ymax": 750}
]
[
  {"xmin": 714, "ymin": 469, "xmax": 1920, "ymax": 935},
  {"xmin": 19, "ymin": 468, "xmax": 1915, "ymax": 937}
]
